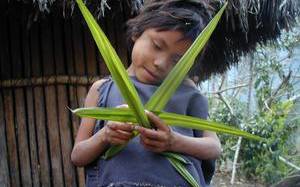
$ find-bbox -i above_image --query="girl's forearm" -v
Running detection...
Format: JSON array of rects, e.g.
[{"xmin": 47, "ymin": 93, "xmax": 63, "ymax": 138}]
[
  {"xmin": 170, "ymin": 132, "xmax": 221, "ymax": 160},
  {"xmin": 71, "ymin": 129, "xmax": 109, "ymax": 167}
]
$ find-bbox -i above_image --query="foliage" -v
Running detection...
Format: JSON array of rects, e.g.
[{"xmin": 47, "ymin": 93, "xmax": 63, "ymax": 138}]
[{"xmin": 207, "ymin": 26, "xmax": 300, "ymax": 185}]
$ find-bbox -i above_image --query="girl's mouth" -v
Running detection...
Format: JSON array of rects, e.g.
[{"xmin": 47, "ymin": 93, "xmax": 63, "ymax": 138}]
[{"xmin": 144, "ymin": 67, "xmax": 160, "ymax": 80}]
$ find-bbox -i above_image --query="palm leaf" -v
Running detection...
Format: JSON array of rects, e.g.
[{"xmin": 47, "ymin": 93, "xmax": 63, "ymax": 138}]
[
  {"xmin": 76, "ymin": 0, "xmax": 149, "ymax": 127},
  {"xmin": 72, "ymin": 107, "xmax": 263, "ymax": 141},
  {"xmin": 167, "ymin": 157, "xmax": 200, "ymax": 187}
]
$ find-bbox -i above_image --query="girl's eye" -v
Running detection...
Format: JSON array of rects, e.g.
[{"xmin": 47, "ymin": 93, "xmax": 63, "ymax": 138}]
[{"xmin": 152, "ymin": 40, "xmax": 162, "ymax": 50}]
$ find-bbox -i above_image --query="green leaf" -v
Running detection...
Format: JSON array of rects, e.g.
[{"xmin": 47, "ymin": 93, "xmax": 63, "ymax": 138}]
[
  {"xmin": 145, "ymin": 2, "xmax": 228, "ymax": 111},
  {"xmin": 161, "ymin": 152, "xmax": 189, "ymax": 164},
  {"xmin": 72, "ymin": 107, "xmax": 264, "ymax": 141},
  {"xmin": 167, "ymin": 157, "xmax": 200, "ymax": 187},
  {"xmin": 76, "ymin": 0, "xmax": 149, "ymax": 128}
]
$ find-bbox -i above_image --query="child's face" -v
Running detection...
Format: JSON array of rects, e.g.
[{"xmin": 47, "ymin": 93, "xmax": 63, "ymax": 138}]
[{"xmin": 128, "ymin": 28, "xmax": 192, "ymax": 85}]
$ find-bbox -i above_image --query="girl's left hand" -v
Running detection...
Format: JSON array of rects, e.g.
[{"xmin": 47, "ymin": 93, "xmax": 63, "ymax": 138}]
[{"xmin": 136, "ymin": 111, "xmax": 175, "ymax": 153}]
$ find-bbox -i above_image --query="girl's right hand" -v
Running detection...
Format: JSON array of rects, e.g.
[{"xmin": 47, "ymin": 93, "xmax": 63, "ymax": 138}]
[{"xmin": 103, "ymin": 121, "xmax": 134, "ymax": 145}]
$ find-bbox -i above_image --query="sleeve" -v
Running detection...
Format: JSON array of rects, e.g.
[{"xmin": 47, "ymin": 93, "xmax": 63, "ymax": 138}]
[
  {"xmin": 93, "ymin": 77, "xmax": 112, "ymax": 133},
  {"xmin": 187, "ymin": 92, "xmax": 216, "ymax": 185},
  {"xmin": 187, "ymin": 92, "xmax": 209, "ymax": 137}
]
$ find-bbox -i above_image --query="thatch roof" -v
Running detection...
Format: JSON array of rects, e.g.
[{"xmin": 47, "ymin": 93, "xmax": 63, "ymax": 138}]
[{"xmin": 3, "ymin": 0, "xmax": 300, "ymax": 80}]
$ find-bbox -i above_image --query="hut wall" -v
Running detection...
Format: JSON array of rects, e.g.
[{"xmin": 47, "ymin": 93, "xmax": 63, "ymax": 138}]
[{"xmin": 0, "ymin": 1, "xmax": 130, "ymax": 186}]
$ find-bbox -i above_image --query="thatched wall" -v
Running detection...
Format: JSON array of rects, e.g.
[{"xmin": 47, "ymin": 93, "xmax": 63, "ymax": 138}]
[
  {"xmin": 3, "ymin": 0, "xmax": 299, "ymax": 79},
  {"xmin": 0, "ymin": 1, "xmax": 130, "ymax": 186}
]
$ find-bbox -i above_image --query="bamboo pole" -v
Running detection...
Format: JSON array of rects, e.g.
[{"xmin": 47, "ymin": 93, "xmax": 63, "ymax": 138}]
[
  {"xmin": 71, "ymin": 17, "xmax": 87, "ymax": 187},
  {"xmin": 22, "ymin": 9, "xmax": 40, "ymax": 187},
  {"xmin": 30, "ymin": 21, "xmax": 51, "ymax": 186},
  {"xmin": 53, "ymin": 15, "xmax": 77, "ymax": 187},
  {"xmin": 41, "ymin": 17, "xmax": 64, "ymax": 186}
]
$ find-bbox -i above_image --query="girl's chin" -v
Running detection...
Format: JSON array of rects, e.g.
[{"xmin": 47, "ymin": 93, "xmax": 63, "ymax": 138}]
[{"xmin": 137, "ymin": 75, "xmax": 162, "ymax": 85}]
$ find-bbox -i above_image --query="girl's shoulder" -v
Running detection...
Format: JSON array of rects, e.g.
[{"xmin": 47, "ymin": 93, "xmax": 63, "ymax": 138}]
[
  {"xmin": 90, "ymin": 76, "xmax": 113, "ymax": 92},
  {"xmin": 85, "ymin": 78, "xmax": 112, "ymax": 107},
  {"xmin": 183, "ymin": 78, "xmax": 197, "ymax": 88}
]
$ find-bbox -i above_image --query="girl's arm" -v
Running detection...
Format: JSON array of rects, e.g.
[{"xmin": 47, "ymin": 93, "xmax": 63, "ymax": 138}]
[
  {"xmin": 71, "ymin": 80, "xmax": 134, "ymax": 167},
  {"xmin": 71, "ymin": 79, "xmax": 109, "ymax": 167},
  {"xmin": 170, "ymin": 130, "xmax": 221, "ymax": 160},
  {"xmin": 137, "ymin": 111, "xmax": 222, "ymax": 160}
]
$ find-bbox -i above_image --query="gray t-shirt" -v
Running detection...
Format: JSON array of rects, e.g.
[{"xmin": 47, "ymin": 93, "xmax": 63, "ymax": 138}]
[{"xmin": 86, "ymin": 76, "xmax": 212, "ymax": 187}]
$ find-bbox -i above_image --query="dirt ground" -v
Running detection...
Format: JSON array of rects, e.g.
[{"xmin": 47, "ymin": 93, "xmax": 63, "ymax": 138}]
[{"xmin": 210, "ymin": 171, "xmax": 265, "ymax": 187}]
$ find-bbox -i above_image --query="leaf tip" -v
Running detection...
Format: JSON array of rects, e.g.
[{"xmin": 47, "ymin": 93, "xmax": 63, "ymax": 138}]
[{"xmin": 66, "ymin": 106, "xmax": 76, "ymax": 113}]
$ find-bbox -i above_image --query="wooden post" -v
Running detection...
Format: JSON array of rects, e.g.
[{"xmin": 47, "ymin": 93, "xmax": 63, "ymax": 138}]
[
  {"xmin": 30, "ymin": 21, "xmax": 51, "ymax": 186},
  {"xmin": 64, "ymin": 17, "xmax": 85, "ymax": 186},
  {"xmin": 3, "ymin": 14, "xmax": 21, "ymax": 187},
  {"xmin": 0, "ymin": 92, "xmax": 10, "ymax": 186},
  {"xmin": 53, "ymin": 15, "xmax": 77, "ymax": 187},
  {"xmin": 22, "ymin": 10, "xmax": 40, "ymax": 187},
  {"xmin": 83, "ymin": 21, "xmax": 98, "ymax": 76},
  {"xmin": 41, "ymin": 17, "xmax": 64, "ymax": 186},
  {"xmin": 72, "ymin": 16, "xmax": 89, "ymax": 187},
  {"xmin": 0, "ymin": 13, "xmax": 10, "ymax": 185}
]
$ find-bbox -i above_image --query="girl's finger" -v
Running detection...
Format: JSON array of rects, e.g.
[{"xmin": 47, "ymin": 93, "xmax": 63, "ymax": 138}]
[
  {"xmin": 110, "ymin": 137, "xmax": 128, "ymax": 145},
  {"xmin": 106, "ymin": 126, "xmax": 131, "ymax": 140},
  {"xmin": 137, "ymin": 127, "xmax": 166, "ymax": 141},
  {"xmin": 111, "ymin": 134, "xmax": 131, "ymax": 141},
  {"xmin": 146, "ymin": 111, "xmax": 169, "ymax": 131},
  {"xmin": 116, "ymin": 130, "xmax": 133, "ymax": 137},
  {"xmin": 140, "ymin": 136, "xmax": 164, "ymax": 148},
  {"xmin": 108, "ymin": 122, "xmax": 134, "ymax": 132},
  {"xmin": 140, "ymin": 138, "xmax": 163, "ymax": 153}
]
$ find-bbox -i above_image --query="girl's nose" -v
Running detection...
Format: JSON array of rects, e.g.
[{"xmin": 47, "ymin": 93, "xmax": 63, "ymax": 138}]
[{"xmin": 153, "ymin": 57, "xmax": 168, "ymax": 70}]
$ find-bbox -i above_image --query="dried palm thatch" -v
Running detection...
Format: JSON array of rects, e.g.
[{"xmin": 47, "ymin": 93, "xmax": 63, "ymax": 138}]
[{"xmin": 3, "ymin": 0, "xmax": 300, "ymax": 80}]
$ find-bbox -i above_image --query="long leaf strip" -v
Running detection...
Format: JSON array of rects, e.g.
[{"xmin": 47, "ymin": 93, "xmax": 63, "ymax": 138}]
[
  {"xmin": 76, "ymin": 0, "xmax": 150, "ymax": 127},
  {"xmin": 167, "ymin": 157, "xmax": 200, "ymax": 187},
  {"xmin": 72, "ymin": 107, "xmax": 263, "ymax": 141},
  {"xmin": 145, "ymin": 2, "xmax": 228, "ymax": 111}
]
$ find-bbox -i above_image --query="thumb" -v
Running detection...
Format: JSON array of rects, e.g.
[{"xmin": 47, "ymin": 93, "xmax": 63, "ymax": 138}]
[{"xmin": 145, "ymin": 110, "xmax": 169, "ymax": 131}]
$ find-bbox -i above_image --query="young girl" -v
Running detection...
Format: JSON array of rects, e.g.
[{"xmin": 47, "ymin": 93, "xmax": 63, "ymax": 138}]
[{"xmin": 71, "ymin": 0, "xmax": 221, "ymax": 186}]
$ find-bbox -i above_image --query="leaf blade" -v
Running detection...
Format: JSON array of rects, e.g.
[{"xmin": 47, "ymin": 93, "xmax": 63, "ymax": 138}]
[
  {"xmin": 72, "ymin": 107, "xmax": 263, "ymax": 141},
  {"xmin": 76, "ymin": 0, "xmax": 149, "ymax": 127}
]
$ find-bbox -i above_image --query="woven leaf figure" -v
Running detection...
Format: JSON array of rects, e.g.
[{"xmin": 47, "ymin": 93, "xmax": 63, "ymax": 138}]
[{"xmin": 73, "ymin": 1, "xmax": 263, "ymax": 186}]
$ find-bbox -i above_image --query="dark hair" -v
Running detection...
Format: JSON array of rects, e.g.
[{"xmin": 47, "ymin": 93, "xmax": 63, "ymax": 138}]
[{"xmin": 126, "ymin": 0, "xmax": 214, "ymax": 82}]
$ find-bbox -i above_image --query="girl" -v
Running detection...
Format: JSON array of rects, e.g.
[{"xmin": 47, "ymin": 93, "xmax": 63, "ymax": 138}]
[{"xmin": 71, "ymin": 0, "xmax": 221, "ymax": 186}]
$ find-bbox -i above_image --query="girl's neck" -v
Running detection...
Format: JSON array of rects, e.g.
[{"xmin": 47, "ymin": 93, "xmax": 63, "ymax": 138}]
[{"xmin": 127, "ymin": 65, "xmax": 136, "ymax": 76}]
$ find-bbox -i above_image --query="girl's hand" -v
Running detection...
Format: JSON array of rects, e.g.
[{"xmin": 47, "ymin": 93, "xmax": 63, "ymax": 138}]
[
  {"xmin": 136, "ymin": 111, "xmax": 175, "ymax": 153},
  {"xmin": 103, "ymin": 121, "xmax": 134, "ymax": 145},
  {"xmin": 103, "ymin": 104, "xmax": 134, "ymax": 145}
]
